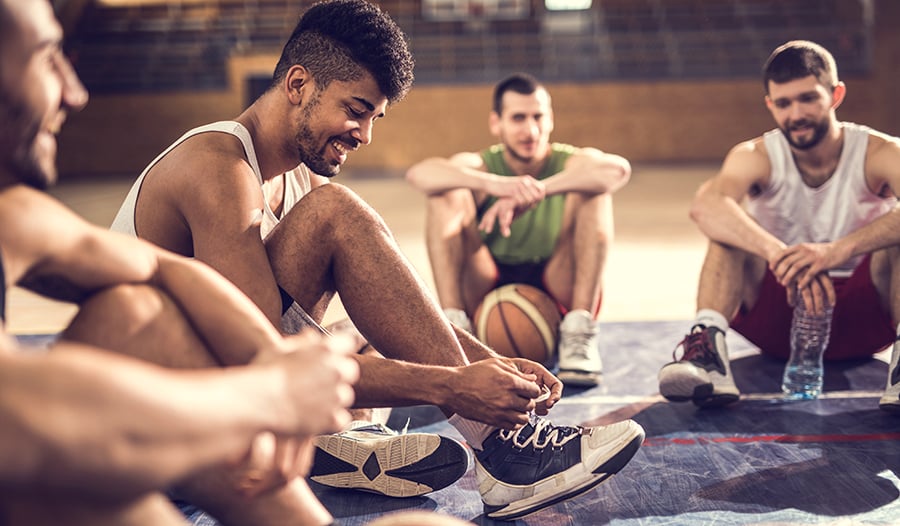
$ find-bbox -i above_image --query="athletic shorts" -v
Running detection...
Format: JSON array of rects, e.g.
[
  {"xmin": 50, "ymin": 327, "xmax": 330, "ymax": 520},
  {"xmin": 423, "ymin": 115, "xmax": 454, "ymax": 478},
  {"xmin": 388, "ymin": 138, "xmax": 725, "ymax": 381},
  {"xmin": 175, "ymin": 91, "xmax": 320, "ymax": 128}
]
[{"xmin": 730, "ymin": 255, "xmax": 895, "ymax": 361}]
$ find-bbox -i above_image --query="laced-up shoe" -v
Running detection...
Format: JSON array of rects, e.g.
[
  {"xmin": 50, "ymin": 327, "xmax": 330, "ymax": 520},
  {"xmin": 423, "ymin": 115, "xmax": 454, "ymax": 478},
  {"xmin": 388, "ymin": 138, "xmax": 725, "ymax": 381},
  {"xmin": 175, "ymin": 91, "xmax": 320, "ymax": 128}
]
[
  {"xmin": 557, "ymin": 309, "xmax": 602, "ymax": 387},
  {"xmin": 310, "ymin": 423, "xmax": 469, "ymax": 497},
  {"xmin": 658, "ymin": 324, "xmax": 739, "ymax": 407},
  {"xmin": 444, "ymin": 307, "xmax": 473, "ymax": 334},
  {"xmin": 879, "ymin": 337, "xmax": 900, "ymax": 413},
  {"xmin": 474, "ymin": 417, "xmax": 644, "ymax": 520}
]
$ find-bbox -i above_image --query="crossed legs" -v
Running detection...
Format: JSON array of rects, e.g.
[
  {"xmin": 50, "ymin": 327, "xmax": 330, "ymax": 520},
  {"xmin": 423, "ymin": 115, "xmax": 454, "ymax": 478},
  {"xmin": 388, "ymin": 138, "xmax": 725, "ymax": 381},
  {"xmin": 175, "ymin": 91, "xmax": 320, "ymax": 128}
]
[{"xmin": 58, "ymin": 284, "xmax": 332, "ymax": 526}]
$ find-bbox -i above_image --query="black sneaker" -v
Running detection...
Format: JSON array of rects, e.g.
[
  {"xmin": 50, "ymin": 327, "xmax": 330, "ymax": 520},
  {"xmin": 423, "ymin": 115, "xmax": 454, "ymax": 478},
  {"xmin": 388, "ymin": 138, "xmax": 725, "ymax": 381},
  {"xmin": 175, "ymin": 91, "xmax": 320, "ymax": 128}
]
[
  {"xmin": 658, "ymin": 324, "xmax": 739, "ymax": 407},
  {"xmin": 474, "ymin": 418, "xmax": 644, "ymax": 520},
  {"xmin": 310, "ymin": 423, "xmax": 469, "ymax": 497}
]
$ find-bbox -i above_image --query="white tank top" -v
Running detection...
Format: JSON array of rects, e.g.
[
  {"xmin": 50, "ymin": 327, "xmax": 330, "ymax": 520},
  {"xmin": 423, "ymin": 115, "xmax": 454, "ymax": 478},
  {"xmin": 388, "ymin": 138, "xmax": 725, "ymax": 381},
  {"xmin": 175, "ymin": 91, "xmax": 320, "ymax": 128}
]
[
  {"xmin": 110, "ymin": 120, "xmax": 319, "ymax": 334},
  {"xmin": 747, "ymin": 122, "xmax": 896, "ymax": 274},
  {"xmin": 111, "ymin": 120, "xmax": 313, "ymax": 238}
]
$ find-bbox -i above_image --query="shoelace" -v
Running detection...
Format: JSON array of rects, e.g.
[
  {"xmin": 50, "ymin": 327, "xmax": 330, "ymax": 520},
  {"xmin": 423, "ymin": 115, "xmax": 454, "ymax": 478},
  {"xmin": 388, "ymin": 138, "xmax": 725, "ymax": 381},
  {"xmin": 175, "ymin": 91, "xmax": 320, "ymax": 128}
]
[
  {"xmin": 672, "ymin": 324, "xmax": 715, "ymax": 363},
  {"xmin": 497, "ymin": 417, "xmax": 581, "ymax": 450},
  {"xmin": 560, "ymin": 324, "xmax": 597, "ymax": 361}
]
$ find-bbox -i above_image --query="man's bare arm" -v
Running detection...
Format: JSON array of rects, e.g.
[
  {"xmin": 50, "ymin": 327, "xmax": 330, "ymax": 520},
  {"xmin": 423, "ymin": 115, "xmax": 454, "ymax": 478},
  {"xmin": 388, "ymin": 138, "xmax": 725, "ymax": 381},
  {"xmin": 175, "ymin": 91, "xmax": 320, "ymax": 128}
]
[
  {"xmin": 0, "ymin": 334, "xmax": 357, "ymax": 498},
  {"xmin": 690, "ymin": 140, "xmax": 786, "ymax": 262}
]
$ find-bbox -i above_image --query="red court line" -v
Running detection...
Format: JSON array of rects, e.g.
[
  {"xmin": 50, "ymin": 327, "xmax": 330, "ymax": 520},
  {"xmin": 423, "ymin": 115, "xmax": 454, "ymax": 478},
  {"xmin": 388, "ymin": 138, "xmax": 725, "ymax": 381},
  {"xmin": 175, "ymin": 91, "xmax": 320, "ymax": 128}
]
[{"xmin": 643, "ymin": 432, "xmax": 900, "ymax": 446}]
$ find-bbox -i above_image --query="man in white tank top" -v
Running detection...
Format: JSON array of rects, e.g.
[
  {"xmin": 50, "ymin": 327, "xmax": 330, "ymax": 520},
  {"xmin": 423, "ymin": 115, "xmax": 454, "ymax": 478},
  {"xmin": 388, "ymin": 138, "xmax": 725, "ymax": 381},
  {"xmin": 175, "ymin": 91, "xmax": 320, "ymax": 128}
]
[
  {"xmin": 109, "ymin": 0, "xmax": 644, "ymax": 520},
  {"xmin": 658, "ymin": 40, "xmax": 900, "ymax": 413}
]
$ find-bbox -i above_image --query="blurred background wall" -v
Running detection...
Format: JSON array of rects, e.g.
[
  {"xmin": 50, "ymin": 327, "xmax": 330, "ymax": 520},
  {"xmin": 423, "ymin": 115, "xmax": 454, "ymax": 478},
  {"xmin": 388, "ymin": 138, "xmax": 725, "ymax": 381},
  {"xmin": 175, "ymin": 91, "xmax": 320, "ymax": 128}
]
[{"xmin": 56, "ymin": 0, "xmax": 899, "ymax": 178}]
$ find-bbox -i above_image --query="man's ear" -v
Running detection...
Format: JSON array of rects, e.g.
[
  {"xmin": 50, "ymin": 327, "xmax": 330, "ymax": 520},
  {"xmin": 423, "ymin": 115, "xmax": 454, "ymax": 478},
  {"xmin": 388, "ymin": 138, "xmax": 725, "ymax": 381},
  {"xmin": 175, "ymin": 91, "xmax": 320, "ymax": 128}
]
[
  {"xmin": 830, "ymin": 81, "xmax": 847, "ymax": 110},
  {"xmin": 284, "ymin": 65, "xmax": 311, "ymax": 105},
  {"xmin": 489, "ymin": 111, "xmax": 501, "ymax": 137}
]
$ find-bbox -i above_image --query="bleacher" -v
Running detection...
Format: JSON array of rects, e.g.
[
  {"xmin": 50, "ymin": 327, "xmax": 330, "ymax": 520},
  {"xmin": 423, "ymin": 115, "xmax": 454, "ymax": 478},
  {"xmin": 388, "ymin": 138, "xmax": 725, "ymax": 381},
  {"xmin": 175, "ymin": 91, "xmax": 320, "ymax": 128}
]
[{"xmin": 66, "ymin": 0, "xmax": 873, "ymax": 93}]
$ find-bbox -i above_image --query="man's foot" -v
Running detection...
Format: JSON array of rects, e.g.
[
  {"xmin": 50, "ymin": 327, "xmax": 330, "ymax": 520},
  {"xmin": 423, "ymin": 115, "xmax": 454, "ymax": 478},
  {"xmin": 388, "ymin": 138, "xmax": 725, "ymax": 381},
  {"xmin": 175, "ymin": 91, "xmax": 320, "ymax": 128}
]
[
  {"xmin": 444, "ymin": 307, "xmax": 473, "ymax": 334},
  {"xmin": 879, "ymin": 337, "xmax": 900, "ymax": 413},
  {"xmin": 474, "ymin": 418, "xmax": 644, "ymax": 520},
  {"xmin": 557, "ymin": 309, "xmax": 602, "ymax": 387},
  {"xmin": 310, "ymin": 423, "xmax": 469, "ymax": 497},
  {"xmin": 658, "ymin": 324, "xmax": 740, "ymax": 407}
]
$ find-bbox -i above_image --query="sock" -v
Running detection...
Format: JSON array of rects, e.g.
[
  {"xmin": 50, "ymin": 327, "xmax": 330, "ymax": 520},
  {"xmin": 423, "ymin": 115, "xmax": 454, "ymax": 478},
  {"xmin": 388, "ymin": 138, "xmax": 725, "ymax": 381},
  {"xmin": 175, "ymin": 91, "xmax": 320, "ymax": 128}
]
[
  {"xmin": 696, "ymin": 308, "xmax": 729, "ymax": 333},
  {"xmin": 448, "ymin": 414, "xmax": 495, "ymax": 450}
]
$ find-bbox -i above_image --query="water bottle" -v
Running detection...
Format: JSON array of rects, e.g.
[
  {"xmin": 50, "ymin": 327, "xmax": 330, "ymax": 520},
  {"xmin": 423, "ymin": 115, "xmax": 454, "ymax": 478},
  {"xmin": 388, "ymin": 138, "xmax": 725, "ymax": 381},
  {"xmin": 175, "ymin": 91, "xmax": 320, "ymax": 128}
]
[{"xmin": 782, "ymin": 299, "xmax": 833, "ymax": 400}]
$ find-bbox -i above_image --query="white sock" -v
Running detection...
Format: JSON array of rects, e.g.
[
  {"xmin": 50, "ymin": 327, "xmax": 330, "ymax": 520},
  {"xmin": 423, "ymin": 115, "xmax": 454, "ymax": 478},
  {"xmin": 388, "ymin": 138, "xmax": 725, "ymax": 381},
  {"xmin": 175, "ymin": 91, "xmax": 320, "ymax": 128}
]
[
  {"xmin": 448, "ymin": 414, "xmax": 495, "ymax": 450},
  {"xmin": 696, "ymin": 309, "xmax": 729, "ymax": 333}
]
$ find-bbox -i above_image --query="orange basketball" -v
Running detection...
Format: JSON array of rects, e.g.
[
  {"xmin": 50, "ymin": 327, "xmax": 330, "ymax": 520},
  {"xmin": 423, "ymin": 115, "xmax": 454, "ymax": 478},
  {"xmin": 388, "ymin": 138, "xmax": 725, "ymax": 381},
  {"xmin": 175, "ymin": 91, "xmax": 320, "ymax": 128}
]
[{"xmin": 473, "ymin": 283, "xmax": 561, "ymax": 367}]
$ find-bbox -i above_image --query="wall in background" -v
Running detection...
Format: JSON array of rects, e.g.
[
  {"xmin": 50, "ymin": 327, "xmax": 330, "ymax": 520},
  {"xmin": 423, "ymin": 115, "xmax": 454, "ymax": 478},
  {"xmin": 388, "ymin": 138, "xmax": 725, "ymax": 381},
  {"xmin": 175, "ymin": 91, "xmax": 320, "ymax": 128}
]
[{"xmin": 57, "ymin": 0, "xmax": 900, "ymax": 178}]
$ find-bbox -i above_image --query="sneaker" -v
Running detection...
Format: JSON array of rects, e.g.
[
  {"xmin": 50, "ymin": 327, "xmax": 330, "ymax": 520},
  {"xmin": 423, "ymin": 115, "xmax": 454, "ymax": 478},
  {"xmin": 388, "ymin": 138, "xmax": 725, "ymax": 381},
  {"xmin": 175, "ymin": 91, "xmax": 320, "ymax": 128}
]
[
  {"xmin": 557, "ymin": 309, "xmax": 602, "ymax": 387},
  {"xmin": 658, "ymin": 324, "xmax": 740, "ymax": 407},
  {"xmin": 474, "ymin": 417, "xmax": 644, "ymax": 520},
  {"xmin": 444, "ymin": 307, "xmax": 473, "ymax": 334},
  {"xmin": 879, "ymin": 337, "xmax": 900, "ymax": 413},
  {"xmin": 310, "ymin": 423, "xmax": 469, "ymax": 497}
]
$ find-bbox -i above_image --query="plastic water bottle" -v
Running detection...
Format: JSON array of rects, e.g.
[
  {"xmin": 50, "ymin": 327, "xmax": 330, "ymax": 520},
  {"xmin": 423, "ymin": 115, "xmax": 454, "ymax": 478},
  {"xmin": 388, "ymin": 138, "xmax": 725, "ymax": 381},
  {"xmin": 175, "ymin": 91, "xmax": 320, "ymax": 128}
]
[{"xmin": 782, "ymin": 299, "xmax": 833, "ymax": 400}]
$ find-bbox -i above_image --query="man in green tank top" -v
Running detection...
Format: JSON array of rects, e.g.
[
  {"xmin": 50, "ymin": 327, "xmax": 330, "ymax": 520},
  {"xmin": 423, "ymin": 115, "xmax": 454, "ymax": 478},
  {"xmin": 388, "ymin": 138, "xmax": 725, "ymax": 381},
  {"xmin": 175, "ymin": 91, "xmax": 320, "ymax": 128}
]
[{"xmin": 406, "ymin": 73, "xmax": 632, "ymax": 387}]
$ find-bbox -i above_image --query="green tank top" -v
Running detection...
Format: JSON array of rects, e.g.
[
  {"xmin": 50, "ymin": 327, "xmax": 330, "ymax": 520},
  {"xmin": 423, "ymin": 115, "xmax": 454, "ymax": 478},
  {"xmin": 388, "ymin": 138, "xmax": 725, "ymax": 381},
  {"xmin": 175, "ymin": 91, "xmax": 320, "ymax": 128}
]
[{"xmin": 478, "ymin": 143, "xmax": 574, "ymax": 265}]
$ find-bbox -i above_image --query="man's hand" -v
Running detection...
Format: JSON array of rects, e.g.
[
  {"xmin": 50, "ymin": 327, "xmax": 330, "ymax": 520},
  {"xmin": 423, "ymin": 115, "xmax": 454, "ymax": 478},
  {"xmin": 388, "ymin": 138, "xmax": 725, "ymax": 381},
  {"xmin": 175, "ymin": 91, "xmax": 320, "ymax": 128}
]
[
  {"xmin": 487, "ymin": 174, "xmax": 546, "ymax": 205},
  {"xmin": 501, "ymin": 357, "xmax": 563, "ymax": 415},
  {"xmin": 231, "ymin": 433, "xmax": 317, "ymax": 499},
  {"xmin": 444, "ymin": 358, "xmax": 544, "ymax": 429},
  {"xmin": 788, "ymin": 273, "xmax": 836, "ymax": 316},
  {"xmin": 479, "ymin": 196, "xmax": 540, "ymax": 237},
  {"xmin": 260, "ymin": 330, "xmax": 359, "ymax": 437},
  {"xmin": 770, "ymin": 241, "xmax": 850, "ymax": 289}
]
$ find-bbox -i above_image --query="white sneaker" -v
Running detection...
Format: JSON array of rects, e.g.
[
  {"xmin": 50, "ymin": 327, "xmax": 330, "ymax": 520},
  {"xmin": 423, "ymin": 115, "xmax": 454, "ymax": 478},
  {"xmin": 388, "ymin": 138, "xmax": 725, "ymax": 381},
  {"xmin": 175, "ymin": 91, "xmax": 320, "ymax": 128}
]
[
  {"xmin": 557, "ymin": 309, "xmax": 602, "ymax": 387},
  {"xmin": 310, "ymin": 423, "xmax": 469, "ymax": 497},
  {"xmin": 879, "ymin": 337, "xmax": 900, "ymax": 413},
  {"xmin": 474, "ymin": 417, "xmax": 644, "ymax": 519},
  {"xmin": 444, "ymin": 307, "xmax": 473, "ymax": 334}
]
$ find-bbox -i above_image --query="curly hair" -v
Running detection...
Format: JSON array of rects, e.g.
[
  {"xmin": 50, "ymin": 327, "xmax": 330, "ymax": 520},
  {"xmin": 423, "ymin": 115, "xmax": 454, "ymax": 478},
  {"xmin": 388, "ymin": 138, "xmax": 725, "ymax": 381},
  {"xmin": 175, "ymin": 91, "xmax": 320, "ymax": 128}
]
[
  {"xmin": 272, "ymin": 0, "xmax": 414, "ymax": 104},
  {"xmin": 762, "ymin": 40, "xmax": 838, "ymax": 94}
]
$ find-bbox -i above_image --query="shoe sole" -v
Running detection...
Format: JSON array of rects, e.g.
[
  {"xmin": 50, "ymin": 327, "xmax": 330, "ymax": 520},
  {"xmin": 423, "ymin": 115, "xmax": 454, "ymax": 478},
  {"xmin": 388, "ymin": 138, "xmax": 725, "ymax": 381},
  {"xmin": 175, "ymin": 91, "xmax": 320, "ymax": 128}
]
[
  {"xmin": 660, "ymin": 382, "xmax": 739, "ymax": 408},
  {"xmin": 879, "ymin": 401, "xmax": 900, "ymax": 413},
  {"xmin": 310, "ymin": 433, "xmax": 469, "ymax": 497},
  {"xmin": 484, "ymin": 426, "xmax": 645, "ymax": 520},
  {"xmin": 558, "ymin": 369, "xmax": 601, "ymax": 387}
]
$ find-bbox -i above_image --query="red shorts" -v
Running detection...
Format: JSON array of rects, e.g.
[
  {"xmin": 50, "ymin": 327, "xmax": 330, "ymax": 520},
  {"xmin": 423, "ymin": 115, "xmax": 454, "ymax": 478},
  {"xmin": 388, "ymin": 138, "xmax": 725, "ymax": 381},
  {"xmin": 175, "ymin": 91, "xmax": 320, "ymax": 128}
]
[{"xmin": 730, "ymin": 255, "xmax": 895, "ymax": 361}]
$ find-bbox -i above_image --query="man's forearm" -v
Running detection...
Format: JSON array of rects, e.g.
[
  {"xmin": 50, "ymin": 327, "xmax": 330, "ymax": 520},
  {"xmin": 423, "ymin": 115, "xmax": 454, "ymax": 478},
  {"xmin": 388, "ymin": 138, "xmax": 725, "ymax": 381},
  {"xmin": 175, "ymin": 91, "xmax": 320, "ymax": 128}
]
[{"xmin": 0, "ymin": 346, "xmax": 280, "ymax": 498}]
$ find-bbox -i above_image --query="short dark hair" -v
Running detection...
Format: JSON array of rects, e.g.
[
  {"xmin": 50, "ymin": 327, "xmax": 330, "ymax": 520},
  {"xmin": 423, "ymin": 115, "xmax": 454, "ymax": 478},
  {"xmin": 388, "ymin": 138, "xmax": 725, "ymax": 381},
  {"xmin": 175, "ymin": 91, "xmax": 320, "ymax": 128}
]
[
  {"xmin": 492, "ymin": 72, "xmax": 544, "ymax": 115},
  {"xmin": 271, "ymin": 0, "xmax": 414, "ymax": 104},
  {"xmin": 762, "ymin": 40, "xmax": 838, "ymax": 94}
]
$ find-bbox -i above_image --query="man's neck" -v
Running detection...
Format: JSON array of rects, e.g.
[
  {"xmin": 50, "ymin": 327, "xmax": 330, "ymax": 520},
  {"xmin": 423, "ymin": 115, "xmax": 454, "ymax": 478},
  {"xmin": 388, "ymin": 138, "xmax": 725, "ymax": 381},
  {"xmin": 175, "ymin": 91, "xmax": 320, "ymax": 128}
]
[
  {"xmin": 791, "ymin": 121, "xmax": 844, "ymax": 186},
  {"xmin": 236, "ymin": 96, "xmax": 300, "ymax": 182}
]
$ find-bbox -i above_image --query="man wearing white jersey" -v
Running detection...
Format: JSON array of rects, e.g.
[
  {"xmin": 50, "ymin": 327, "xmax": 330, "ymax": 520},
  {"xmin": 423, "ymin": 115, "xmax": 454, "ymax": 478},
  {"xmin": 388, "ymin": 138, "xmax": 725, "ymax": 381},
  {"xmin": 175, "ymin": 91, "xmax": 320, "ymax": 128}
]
[
  {"xmin": 658, "ymin": 40, "xmax": 900, "ymax": 411},
  {"xmin": 110, "ymin": 0, "xmax": 644, "ymax": 519}
]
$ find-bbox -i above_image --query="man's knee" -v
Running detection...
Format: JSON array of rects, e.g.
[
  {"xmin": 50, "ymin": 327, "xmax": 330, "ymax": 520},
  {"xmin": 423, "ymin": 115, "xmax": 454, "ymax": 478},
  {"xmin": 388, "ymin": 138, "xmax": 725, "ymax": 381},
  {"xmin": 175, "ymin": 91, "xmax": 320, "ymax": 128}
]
[
  {"xmin": 65, "ymin": 284, "xmax": 169, "ymax": 339},
  {"xmin": 63, "ymin": 284, "xmax": 214, "ymax": 368}
]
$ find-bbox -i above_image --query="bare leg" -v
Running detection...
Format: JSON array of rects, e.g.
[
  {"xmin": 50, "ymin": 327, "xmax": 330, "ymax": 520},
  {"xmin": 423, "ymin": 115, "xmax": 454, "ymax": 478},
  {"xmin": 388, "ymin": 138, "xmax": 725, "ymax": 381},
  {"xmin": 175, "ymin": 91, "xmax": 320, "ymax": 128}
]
[
  {"xmin": 266, "ymin": 184, "xmax": 471, "ymax": 368},
  {"xmin": 423, "ymin": 187, "xmax": 497, "ymax": 315},
  {"xmin": 544, "ymin": 192, "xmax": 612, "ymax": 313},
  {"xmin": 61, "ymin": 284, "xmax": 332, "ymax": 526},
  {"xmin": 696, "ymin": 240, "xmax": 767, "ymax": 318},
  {"xmin": 868, "ymin": 246, "xmax": 900, "ymax": 319}
]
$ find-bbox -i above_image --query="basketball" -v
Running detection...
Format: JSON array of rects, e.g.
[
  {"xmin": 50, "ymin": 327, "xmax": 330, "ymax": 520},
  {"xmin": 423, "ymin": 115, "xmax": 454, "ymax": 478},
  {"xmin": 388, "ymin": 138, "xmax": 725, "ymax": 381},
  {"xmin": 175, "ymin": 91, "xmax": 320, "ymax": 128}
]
[{"xmin": 473, "ymin": 283, "xmax": 561, "ymax": 366}]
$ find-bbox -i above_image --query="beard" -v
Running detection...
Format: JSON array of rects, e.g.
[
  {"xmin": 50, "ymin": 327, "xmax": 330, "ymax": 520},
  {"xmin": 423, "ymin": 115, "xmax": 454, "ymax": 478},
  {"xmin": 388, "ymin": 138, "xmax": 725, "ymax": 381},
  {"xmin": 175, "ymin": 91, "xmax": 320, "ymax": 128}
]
[
  {"xmin": 0, "ymin": 93, "xmax": 54, "ymax": 190},
  {"xmin": 293, "ymin": 91, "xmax": 339, "ymax": 178},
  {"xmin": 780, "ymin": 117, "xmax": 831, "ymax": 151}
]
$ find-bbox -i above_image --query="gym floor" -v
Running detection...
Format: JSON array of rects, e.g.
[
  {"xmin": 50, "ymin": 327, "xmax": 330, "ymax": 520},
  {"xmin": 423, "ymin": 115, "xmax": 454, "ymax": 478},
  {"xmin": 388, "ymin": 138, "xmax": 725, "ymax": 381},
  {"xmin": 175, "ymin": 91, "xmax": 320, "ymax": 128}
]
[{"xmin": 12, "ymin": 165, "xmax": 900, "ymax": 525}]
